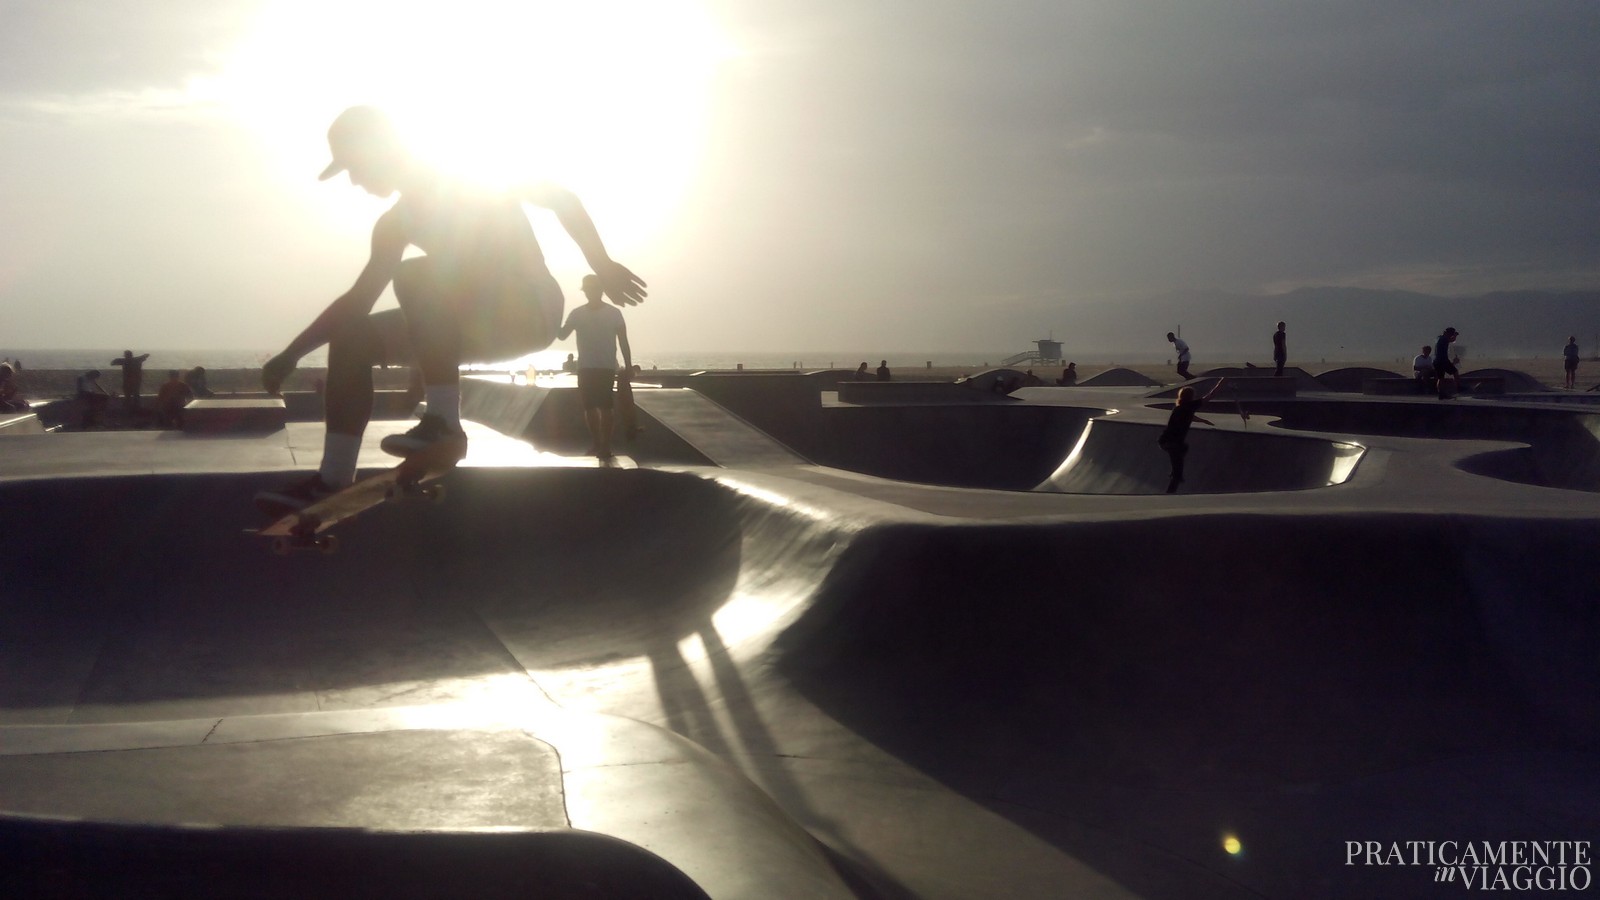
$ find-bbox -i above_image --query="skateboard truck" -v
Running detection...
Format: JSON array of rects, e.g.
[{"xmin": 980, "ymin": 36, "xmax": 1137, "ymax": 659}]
[{"xmin": 273, "ymin": 515, "xmax": 339, "ymax": 556}]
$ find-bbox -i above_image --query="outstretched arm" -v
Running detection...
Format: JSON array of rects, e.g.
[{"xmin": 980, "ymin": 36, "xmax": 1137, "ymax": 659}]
[
  {"xmin": 263, "ymin": 211, "xmax": 407, "ymax": 394},
  {"xmin": 1204, "ymin": 377, "xmax": 1226, "ymax": 400},
  {"xmin": 522, "ymin": 182, "xmax": 647, "ymax": 306}
]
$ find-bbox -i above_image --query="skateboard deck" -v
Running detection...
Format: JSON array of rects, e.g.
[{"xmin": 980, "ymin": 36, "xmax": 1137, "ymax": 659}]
[{"xmin": 253, "ymin": 443, "xmax": 460, "ymax": 554}]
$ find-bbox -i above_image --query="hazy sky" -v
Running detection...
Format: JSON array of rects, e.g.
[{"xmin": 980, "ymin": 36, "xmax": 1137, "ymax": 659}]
[{"xmin": 2, "ymin": 0, "xmax": 1597, "ymax": 357}]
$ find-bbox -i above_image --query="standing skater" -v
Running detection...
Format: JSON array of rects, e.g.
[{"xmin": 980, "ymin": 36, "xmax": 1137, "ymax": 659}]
[
  {"xmin": 111, "ymin": 350, "xmax": 150, "ymax": 413},
  {"xmin": 1272, "ymin": 321, "xmax": 1287, "ymax": 377},
  {"xmin": 1167, "ymin": 332, "xmax": 1194, "ymax": 381},
  {"xmin": 1563, "ymin": 336, "xmax": 1580, "ymax": 389},
  {"xmin": 1158, "ymin": 377, "xmax": 1224, "ymax": 494},
  {"xmin": 256, "ymin": 106, "xmax": 646, "ymax": 510},
  {"xmin": 558, "ymin": 274, "xmax": 633, "ymax": 460},
  {"xmin": 1433, "ymin": 327, "xmax": 1460, "ymax": 399}
]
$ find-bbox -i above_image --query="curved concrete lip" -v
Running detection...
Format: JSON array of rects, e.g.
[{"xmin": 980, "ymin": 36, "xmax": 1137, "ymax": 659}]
[{"xmin": 3, "ymin": 386, "xmax": 1598, "ymax": 898}]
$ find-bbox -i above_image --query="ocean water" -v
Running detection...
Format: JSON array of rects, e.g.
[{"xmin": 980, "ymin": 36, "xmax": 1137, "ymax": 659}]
[{"xmin": 2, "ymin": 348, "xmax": 1021, "ymax": 373}]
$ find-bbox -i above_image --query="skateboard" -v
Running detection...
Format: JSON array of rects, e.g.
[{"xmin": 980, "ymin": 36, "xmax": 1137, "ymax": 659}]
[{"xmin": 252, "ymin": 443, "xmax": 460, "ymax": 555}]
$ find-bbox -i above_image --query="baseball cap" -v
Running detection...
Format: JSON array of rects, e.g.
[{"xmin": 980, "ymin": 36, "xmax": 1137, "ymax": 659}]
[
  {"xmin": 1443, "ymin": 327, "xmax": 1459, "ymax": 336},
  {"xmin": 318, "ymin": 105, "xmax": 397, "ymax": 181}
]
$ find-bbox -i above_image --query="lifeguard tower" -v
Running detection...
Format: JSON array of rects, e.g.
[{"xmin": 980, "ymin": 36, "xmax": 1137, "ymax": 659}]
[{"xmin": 1001, "ymin": 338, "xmax": 1064, "ymax": 368}]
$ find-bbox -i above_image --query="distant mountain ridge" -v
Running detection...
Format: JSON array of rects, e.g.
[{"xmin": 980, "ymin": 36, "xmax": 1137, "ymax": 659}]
[{"xmin": 1049, "ymin": 287, "xmax": 1600, "ymax": 361}]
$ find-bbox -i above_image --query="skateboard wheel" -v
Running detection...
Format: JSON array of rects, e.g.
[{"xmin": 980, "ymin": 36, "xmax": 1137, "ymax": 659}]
[
  {"xmin": 320, "ymin": 535, "xmax": 340, "ymax": 555},
  {"xmin": 273, "ymin": 537, "xmax": 292, "ymax": 556},
  {"xmin": 427, "ymin": 484, "xmax": 446, "ymax": 503}
]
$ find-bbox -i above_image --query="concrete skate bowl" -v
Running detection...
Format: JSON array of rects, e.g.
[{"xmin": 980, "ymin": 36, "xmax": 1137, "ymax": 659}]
[
  {"xmin": 805, "ymin": 403, "xmax": 1108, "ymax": 491},
  {"xmin": 1462, "ymin": 367, "xmax": 1551, "ymax": 393},
  {"xmin": 0, "ymin": 467, "xmax": 844, "ymax": 896},
  {"xmin": 1036, "ymin": 415, "xmax": 1364, "ymax": 494},
  {"xmin": 7, "ymin": 467, "xmax": 1600, "ymax": 896},
  {"xmin": 1313, "ymin": 366, "xmax": 1404, "ymax": 392},
  {"xmin": 1078, "ymin": 367, "xmax": 1162, "ymax": 387},
  {"xmin": 0, "ymin": 467, "xmax": 839, "ymax": 724},
  {"xmin": 1195, "ymin": 366, "xmax": 1325, "ymax": 392},
  {"xmin": 1252, "ymin": 399, "xmax": 1600, "ymax": 492},
  {"xmin": 1456, "ymin": 412, "xmax": 1600, "ymax": 492},
  {"xmin": 771, "ymin": 513, "xmax": 1600, "ymax": 894}
]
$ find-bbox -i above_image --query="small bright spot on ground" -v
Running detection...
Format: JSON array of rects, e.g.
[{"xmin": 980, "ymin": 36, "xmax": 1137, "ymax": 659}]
[{"xmin": 1223, "ymin": 835, "xmax": 1242, "ymax": 855}]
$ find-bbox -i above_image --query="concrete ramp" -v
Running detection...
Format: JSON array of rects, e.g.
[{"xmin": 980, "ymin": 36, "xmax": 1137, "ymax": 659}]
[
  {"xmin": 2, "ymin": 461, "xmax": 1597, "ymax": 897},
  {"xmin": 1037, "ymin": 416, "xmax": 1365, "ymax": 493},
  {"xmin": 630, "ymin": 388, "xmax": 809, "ymax": 467}
]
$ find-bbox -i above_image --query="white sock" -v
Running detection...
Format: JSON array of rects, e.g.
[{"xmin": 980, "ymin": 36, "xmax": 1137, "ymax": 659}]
[
  {"xmin": 424, "ymin": 385, "xmax": 461, "ymax": 430},
  {"xmin": 319, "ymin": 432, "xmax": 362, "ymax": 487}
]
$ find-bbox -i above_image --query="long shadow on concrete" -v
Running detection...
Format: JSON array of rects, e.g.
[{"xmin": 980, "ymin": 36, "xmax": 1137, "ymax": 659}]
[{"xmin": 772, "ymin": 515, "xmax": 1600, "ymax": 897}]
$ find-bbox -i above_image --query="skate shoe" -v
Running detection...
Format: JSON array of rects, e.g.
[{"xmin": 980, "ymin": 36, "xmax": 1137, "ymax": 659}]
[
  {"xmin": 380, "ymin": 413, "xmax": 468, "ymax": 460},
  {"xmin": 255, "ymin": 473, "xmax": 340, "ymax": 517}
]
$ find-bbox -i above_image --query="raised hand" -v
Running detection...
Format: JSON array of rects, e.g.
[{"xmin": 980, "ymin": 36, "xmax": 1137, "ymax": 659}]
[
  {"xmin": 262, "ymin": 352, "xmax": 297, "ymax": 396},
  {"xmin": 596, "ymin": 260, "xmax": 648, "ymax": 307}
]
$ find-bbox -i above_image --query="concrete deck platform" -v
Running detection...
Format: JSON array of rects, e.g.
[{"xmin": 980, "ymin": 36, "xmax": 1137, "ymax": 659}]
[{"xmin": 3, "ymin": 382, "xmax": 1597, "ymax": 898}]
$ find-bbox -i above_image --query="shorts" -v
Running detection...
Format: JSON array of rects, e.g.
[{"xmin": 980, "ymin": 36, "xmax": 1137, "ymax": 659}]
[
  {"xmin": 1434, "ymin": 359, "xmax": 1458, "ymax": 377},
  {"xmin": 1565, "ymin": 358, "xmax": 1579, "ymax": 372},
  {"xmin": 367, "ymin": 263, "xmax": 564, "ymax": 367},
  {"xmin": 578, "ymin": 368, "xmax": 615, "ymax": 410}
]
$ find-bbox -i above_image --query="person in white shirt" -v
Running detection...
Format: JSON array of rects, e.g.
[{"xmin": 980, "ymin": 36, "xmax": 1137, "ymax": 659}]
[
  {"xmin": 558, "ymin": 274, "xmax": 633, "ymax": 460},
  {"xmin": 1412, "ymin": 346, "xmax": 1433, "ymax": 383},
  {"xmin": 1166, "ymin": 331, "xmax": 1194, "ymax": 381}
]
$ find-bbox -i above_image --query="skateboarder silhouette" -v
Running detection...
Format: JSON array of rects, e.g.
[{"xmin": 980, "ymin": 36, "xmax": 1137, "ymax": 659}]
[{"xmin": 256, "ymin": 105, "xmax": 646, "ymax": 512}]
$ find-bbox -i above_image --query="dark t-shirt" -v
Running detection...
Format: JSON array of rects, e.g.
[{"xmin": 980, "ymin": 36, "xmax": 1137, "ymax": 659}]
[
  {"xmin": 1160, "ymin": 397, "xmax": 1205, "ymax": 444},
  {"xmin": 112, "ymin": 355, "xmax": 147, "ymax": 390},
  {"xmin": 1272, "ymin": 330, "xmax": 1286, "ymax": 360}
]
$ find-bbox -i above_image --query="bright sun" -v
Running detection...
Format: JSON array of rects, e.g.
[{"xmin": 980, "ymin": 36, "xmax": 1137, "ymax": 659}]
[{"xmin": 218, "ymin": 0, "xmax": 734, "ymax": 255}]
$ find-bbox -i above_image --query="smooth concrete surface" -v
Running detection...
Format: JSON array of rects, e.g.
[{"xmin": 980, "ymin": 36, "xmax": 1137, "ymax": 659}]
[
  {"xmin": 183, "ymin": 397, "xmax": 289, "ymax": 433},
  {"xmin": 0, "ymin": 411, "xmax": 45, "ymax": 434},
  {"xmin": 3, "ymin": 382, "xmax": 1599, "ymax": 898}
]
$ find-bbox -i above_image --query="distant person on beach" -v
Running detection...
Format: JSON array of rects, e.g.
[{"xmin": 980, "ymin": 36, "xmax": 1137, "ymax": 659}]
[
  {"xmin": 110, "ymin": 350, "xmax": 149, "ymax": 412},
  {"xmin": 562, "ymin": 353, "xmax": 578, "ymax": 374},
  {"xmin": 854, "ymin": 362, "xmax": 870, "ymax": 380},
  {"xmin": 1412, "ymin": 346, "xmax": 1434, "ymax": 392},
  {"xmin": 877, "ymin": 360, "xmax": 891, "ymax": 381},
  {"xmin": 1563, "ymin": 336, "xmax": 1580, "ymax": 389},
  {"xmin": 1433, "ymin": 328, "xmax": 1460, "ymax": 399},
  {"xmin": 1166, "ymin": 332, "xmax": 1193, "ymax": 381},
  {"xmin": 75, "ymin": 370, "xmax": 110, "ymax": 427},
  {"xmin": 184, "ymin": 366, "xmax": 214, "ymax": 398},
  {"xmin": 255, "ymin": 105, "xmax": 645, "ymax": 511},
  {"xmin": 156, "ymin": 370, "xmax": 193, "ymax": 428},
  {"xmin": 0, "ymin": 362, "xmax": 27, "ymax": 412},
  {"xmin": 1272, "ymin": 321, "xmax": 1287, "ymax": 377},
  {"xmin": 1158, "ymin": 377, "xmax": 1224, "ymax": 494},
  {"xmin": 1057, "ymin": 362, "xmax": 1077, "ymax": 386},
  {"xmin": 558, "ymin": 274, "xmax": 633, "ymax": 459}
]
